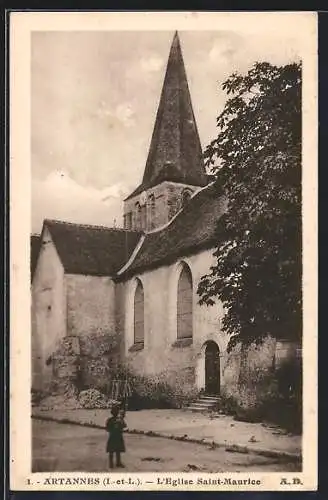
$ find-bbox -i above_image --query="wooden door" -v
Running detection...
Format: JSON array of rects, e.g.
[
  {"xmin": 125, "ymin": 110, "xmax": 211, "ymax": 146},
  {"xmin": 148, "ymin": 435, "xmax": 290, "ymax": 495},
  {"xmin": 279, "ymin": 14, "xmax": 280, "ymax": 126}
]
[{"xmin": 205, "ymin": 341, "xmax": 220, "ymax": 395}]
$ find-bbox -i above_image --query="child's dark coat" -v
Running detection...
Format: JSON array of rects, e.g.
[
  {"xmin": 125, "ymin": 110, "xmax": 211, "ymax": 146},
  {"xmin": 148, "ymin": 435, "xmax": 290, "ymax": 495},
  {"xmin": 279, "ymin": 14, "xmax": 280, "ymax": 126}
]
[{"xmin": 105, "ymin": 416, "xmax": 126, "ymax": 453}]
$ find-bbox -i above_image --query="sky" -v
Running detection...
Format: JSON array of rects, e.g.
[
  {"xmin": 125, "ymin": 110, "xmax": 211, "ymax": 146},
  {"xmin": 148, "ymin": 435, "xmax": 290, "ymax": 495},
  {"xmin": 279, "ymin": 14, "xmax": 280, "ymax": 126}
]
[{"xmin": 31, "ymin": 28, "xmax": 302, "ymax": 234}]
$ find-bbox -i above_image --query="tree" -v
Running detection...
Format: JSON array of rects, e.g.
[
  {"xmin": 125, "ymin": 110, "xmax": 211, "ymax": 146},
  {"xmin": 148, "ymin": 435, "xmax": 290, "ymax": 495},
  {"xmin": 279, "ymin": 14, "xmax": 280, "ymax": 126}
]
[{"xmin": 197, "ymin": 61, "xmax": 302, "ymax": 351}]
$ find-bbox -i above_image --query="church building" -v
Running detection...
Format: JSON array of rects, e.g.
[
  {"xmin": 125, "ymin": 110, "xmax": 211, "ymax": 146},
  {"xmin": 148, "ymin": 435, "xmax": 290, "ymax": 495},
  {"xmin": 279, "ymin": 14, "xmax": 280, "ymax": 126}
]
[{"xmin": 32, "ymin": 32, "xmax": 290, "ymax": 403}]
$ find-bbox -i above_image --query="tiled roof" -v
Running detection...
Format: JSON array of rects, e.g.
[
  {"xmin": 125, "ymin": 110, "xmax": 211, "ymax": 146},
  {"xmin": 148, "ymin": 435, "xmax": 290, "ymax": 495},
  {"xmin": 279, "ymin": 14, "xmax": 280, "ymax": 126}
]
[
  {"xmin": 31, "ymin": 234, "xmax": 41, "ymax": 279},
  {"xmin": 125, "ymin": 32, "xmax": 207, "ymax": 201},
  {"xmin": 44, "ymin": 220, "xmax": 143, "ymax": 277},
  {"xmin": 119, "ymin": 185, "xmax": 227, "ymax": 278}
]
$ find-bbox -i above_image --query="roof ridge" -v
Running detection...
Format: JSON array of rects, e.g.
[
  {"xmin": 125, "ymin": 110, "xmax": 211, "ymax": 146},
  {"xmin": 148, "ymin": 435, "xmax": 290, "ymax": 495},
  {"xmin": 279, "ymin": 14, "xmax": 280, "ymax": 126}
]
[
  {"xmin": 116, "ymin": 234, "xmax": 146, "ymax": 276},
  {"xmin": 44, "ymin": 219, "xmax": 142, "ymax": 234}
]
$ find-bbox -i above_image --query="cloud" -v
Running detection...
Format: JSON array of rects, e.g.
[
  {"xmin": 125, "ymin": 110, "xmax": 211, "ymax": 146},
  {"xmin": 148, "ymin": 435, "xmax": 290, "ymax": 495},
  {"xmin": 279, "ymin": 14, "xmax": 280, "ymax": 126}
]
[
  {"xmin": 96, "ymin": 100, "xmax": 136, "ymax": 128},
  {"xmin": 208, "ymin": 38, "xmax": 239, "ymax": 64},
  {"xmin": 124, "ymin": 53, "xmax": 164, "ymax": 84},
  {"xmin": 115, "ymin": 102, "xmax": 136, "ymax": 128},
  {"xmin": 101, "ymin": 182, "xmax": 130, "ymax": 201},
  {"xmin": 207, "ymin": 32, "xmax": 300, "ymax": 74},
  {"xmin": 32, "ymin": 171, "xmax": 129, "ymax": 233},
  {"xmin": 140, "ymin": 55, "xmax": 164, "ymax": 73}
]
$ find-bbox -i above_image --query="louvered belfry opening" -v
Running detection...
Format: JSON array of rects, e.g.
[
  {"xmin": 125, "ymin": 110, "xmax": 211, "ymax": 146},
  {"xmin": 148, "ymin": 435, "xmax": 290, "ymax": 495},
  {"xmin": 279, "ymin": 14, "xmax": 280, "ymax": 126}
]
[
  {"xmin": 177, "ymin": 263, "xmax": 193, "ymax": 340},
  {"xmin": 134, "ymin": 279, "xmax": 145, "ymax": 345}
]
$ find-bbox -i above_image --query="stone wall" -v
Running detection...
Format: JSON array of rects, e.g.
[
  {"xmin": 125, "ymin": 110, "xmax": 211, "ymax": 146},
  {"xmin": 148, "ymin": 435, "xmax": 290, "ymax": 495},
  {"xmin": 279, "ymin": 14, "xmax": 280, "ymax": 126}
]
[
  {"xmin": 123, "ymin": 181, "xmax": 200, "ymax": 231},
  {"xmin": 47, "ymin": 332, "xmax": 121, "ymax": 396},
  {"xmin": 223, "ymin": 337, "xmax": 276, "ymax": 408},
  {"xmin": 222, "ymin": 337, "xmax": 301, "ymax": 417},
  {"xmin": 64, "ymin": 275, "xmax": 120, "ymax": 392},
  {"xmin": 78, "ymin": 332, "xmax": 120, "ymax": 392},
  {"xmin": 50, "ymin": 336, "xmax": 81, "ymax": 394},
  {"xmin": 66, "ymin": 274, "xmax": 116, "ymax": 337},
  {"xmin": 221, "ymin": 344, "xmax": 242, "ymax": 394},
  {"xmin": 114, "ymin": 281, "xmax": 127, "ymax": 361},
  {"xmin": 275, "ymin": 340, "xmax": 301, "ymax": 369},
  {"xmin": 33, "ymin": 270, "xmax": 122, "ymax": 394},
  {"xmin": 31, "ymin": 227, "xmax": 66, "ymax": 391},
  {"xmin": 166, "ymin": 183, "xmax": 195, "ymax": 220}
]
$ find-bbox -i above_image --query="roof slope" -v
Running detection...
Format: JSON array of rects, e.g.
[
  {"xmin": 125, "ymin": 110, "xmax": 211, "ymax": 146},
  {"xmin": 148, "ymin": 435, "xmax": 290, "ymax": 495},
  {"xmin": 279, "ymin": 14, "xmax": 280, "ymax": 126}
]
[
  {"xmin": 31, "ymin": 234, "xmax": 41, "ymax": 279},
  {"xmin": 119, "ymin": 185, "xmax": 227, "ymax": 278},
  {"xmin": 125, "ymin": 32, "xmax": 208, "ymax": 200},
  {"xmin": 44, "ymin": 220, "xmax": 143, "ymax": 277}
]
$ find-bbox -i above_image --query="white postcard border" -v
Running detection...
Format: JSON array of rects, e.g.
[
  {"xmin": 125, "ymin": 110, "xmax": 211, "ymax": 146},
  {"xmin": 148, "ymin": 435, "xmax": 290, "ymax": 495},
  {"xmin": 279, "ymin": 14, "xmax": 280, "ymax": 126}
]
[{"xmin": 9, "ymin": 11, "xmax": 318, "ymax": 491}]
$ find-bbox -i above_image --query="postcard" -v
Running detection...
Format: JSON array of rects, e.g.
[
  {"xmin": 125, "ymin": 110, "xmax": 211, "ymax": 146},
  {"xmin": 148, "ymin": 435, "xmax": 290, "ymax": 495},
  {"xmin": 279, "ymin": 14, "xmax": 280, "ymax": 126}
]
[{"xmin": 10, "ymin": 11, "xmax": 317, "ymax": 491}]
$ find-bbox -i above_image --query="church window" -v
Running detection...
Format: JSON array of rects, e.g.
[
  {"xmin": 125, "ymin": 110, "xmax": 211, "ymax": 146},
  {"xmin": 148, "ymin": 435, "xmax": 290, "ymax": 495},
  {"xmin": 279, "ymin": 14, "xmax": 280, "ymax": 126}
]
[
  {"xmin": 135, "ymin": 203, "xmax": 141, "ymax": 229},
  {"xmin": 125, "ymin": 212, "xmax": 132, "ymax": 230},
  {"xmin": 141, "ymin": 205, "xmax": 147, "ymax": 230},
  {"xmin": 134, "ymin": 279, "xmax": 144, "ymax": 345},
  {"xmin": 177, "ymin": 263, "xmax": 193, "ymax": 339},
  {"xmin": 131, "ymin": 211, "xmax": 136, "ymax": 229},
  {"xmin": 148, "ymin": 194, "xmax": 156, "ymax": 230}
]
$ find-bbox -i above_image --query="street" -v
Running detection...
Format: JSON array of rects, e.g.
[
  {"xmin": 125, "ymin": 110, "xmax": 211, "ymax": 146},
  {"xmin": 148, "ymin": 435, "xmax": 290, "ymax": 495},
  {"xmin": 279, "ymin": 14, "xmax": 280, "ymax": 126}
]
[{"xmin": 32, "ymin": 419, "xmax": 300, "ymax": 473}]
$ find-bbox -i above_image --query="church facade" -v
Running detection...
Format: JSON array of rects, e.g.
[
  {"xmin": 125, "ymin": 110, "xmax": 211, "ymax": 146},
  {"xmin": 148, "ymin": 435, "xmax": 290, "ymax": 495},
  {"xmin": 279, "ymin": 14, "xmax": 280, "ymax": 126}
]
[{"xmin": 32, "ymin": 32, "xmax": 292, "ymax": 402}]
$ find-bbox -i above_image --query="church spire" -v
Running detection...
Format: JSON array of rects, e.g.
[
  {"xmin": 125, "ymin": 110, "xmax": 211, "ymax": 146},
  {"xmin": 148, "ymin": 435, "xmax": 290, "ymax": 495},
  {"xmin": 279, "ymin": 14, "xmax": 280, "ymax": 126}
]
[
  {"xmin": 126, "ymin": 31, "xmax": 207, "ymax": 201},
  {"xmin": 142, "ymin": 30, "xmax": 207, "ymax": 188},
  {"xmin": 123, "ymin": 32, "xmax": 208, "ymax": 231}
]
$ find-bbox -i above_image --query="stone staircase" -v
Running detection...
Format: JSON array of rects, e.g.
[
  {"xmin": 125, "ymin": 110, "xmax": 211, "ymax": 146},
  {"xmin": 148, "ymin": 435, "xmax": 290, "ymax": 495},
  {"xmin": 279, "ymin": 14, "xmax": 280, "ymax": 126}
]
[{"xmin": 184, "ymin": 394, "xmax": 221, "ymax": 413}]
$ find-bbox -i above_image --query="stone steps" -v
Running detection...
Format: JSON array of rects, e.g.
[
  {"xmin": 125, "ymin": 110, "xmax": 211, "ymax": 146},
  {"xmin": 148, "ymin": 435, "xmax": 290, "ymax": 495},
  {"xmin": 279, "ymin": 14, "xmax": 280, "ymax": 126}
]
[{"xmin": 184, "ymin": 394, "xmax": 221, "ymax": 413}]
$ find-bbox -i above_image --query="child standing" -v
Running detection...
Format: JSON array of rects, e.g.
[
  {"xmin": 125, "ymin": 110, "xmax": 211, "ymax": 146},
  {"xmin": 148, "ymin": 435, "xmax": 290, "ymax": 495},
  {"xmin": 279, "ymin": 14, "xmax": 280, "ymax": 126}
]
[{"xmin": 105, "ymin": 406, "xmax": 127, "ymax": 469}]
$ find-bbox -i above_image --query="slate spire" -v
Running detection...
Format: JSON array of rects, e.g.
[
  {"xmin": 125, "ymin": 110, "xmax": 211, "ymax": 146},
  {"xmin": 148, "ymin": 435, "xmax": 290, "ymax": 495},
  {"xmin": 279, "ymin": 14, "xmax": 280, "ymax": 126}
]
[
  {"xmin": 143, "ymin": 31, "xmax": 207, "ymax": 186},
  {"xmin": 126, "ymin": 32, "xmax": 207, "ymax": 200}
]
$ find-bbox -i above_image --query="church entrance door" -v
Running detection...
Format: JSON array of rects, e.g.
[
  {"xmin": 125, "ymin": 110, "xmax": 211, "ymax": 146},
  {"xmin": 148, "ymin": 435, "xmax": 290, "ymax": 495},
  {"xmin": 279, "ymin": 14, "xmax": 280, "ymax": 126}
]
[{"xmin": 205, "ymin": 341, "xmax": 220, "ymax": 395}]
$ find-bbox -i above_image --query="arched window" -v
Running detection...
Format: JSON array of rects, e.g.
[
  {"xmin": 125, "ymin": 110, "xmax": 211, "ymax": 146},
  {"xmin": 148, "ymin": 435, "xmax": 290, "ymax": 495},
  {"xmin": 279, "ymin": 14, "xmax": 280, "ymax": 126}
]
[
  {"xmin": 124, "ymin": 212, "xmax": 132, "ymax": 230},
  {"xmin": 148, "ymin": 194, "xmax": 156, "ymax": 230},
  {"xmin": 141, "ymin": 204, "xmax": 147, "ymax": 230},
  {"xmin": 135, "ymin": 203, "xmax": 141, "ymax": 229},
  {"xmin": 177, "ymin": 264, "xmax": 193, "ymax": 339},
  {"xmin": 134, "ymin": 280, "xmax": 144, "ymax": 345}
]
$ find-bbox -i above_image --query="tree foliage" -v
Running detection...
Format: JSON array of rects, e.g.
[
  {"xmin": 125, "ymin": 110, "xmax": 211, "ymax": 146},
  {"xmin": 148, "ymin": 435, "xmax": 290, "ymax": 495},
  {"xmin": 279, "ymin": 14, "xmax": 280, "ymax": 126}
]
[{"xmin": 197, "ymin": 61, "xmax": 302, "ymax": 351}]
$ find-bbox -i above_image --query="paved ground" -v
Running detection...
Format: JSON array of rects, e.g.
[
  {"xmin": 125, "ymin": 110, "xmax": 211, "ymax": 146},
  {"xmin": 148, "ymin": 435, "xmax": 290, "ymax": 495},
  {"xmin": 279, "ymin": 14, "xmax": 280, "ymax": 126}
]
[
  {"xmin": 33, "ymin": 408, "xmax": 301, "ymax": 458},
  {"xmin": 32, "ymin": 420, "xmax": 301, "ymax": 473}
]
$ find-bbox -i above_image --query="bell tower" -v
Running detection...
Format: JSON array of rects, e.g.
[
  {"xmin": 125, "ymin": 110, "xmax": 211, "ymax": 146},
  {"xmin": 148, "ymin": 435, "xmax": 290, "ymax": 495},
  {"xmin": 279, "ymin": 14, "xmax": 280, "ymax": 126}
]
[{"xmin": 123, "ymin": 32, "xmax": 208, "ymax": 232}]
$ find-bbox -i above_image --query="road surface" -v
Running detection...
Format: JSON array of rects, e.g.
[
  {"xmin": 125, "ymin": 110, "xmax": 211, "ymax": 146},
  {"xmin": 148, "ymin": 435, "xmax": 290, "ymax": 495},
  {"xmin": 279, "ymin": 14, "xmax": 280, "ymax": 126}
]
[{"xmin": 32, "ymin": 419, "xmax": 300, "ymax": 473}]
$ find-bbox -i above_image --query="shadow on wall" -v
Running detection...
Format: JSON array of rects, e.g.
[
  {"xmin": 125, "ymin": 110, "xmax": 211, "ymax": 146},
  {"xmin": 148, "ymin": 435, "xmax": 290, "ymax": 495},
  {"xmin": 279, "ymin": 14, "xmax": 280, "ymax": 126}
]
[{"xmin": 219, "ymin": 338, "xmax": 302, "ymax": 434}]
